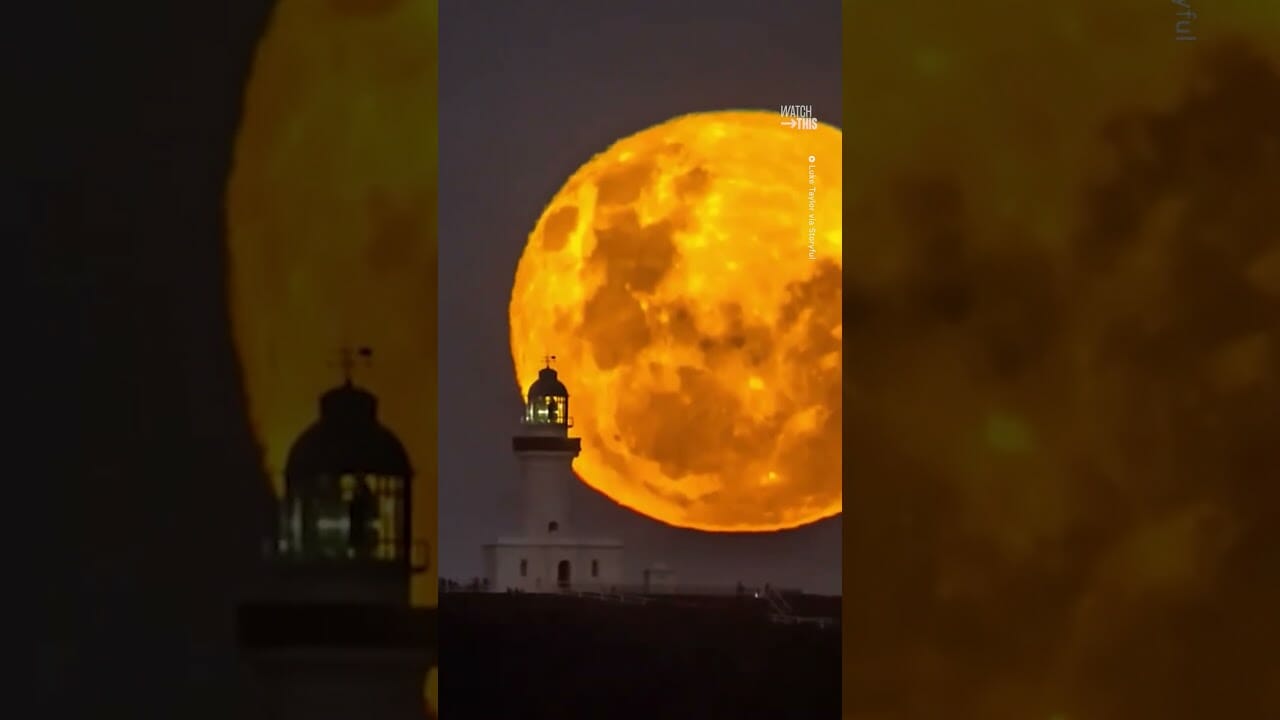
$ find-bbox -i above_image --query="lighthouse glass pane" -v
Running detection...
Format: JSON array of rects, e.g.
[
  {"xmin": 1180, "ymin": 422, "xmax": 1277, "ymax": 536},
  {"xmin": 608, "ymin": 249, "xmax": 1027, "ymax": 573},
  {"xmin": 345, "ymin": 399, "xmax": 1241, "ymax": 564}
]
[
  {"xmin": 527, "ymin": 395, "xmax": 569, "ymax": 424},
  {"xmin": 373, "ymin": 475, "xmax": 404, "ymax": 561},
  {"xmin": 307, "ymin": 474, "xmax": 350, "ymax": 558},
  {"xmin": 547, "ymin": 396, "xmax": 566, "ymax": 423},
  {"xmin": 334, "ymin": 473, "xmax": 390, "ymax": 560},
  {"xmin": 313, "ymin": 515, "xmax": 350, "ymax": 557},
  {"xmin": 285, "ymin": 497, "xmax": 303, "ymax": 552}
]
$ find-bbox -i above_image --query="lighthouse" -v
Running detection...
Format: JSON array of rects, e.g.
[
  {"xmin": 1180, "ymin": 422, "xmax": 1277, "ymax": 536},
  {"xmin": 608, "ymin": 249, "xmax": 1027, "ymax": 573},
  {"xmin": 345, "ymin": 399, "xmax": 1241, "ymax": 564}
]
[
  {"xmin": 237, "ymin": 348, "xmax": 437, "ymax": 719},
  {"xmin": 483, "ymin": 357, "xmax": 623, "ymax": 593},
  {"xmin": 515, "ymin": 358, "xmax": 578, "ymax": 539}
]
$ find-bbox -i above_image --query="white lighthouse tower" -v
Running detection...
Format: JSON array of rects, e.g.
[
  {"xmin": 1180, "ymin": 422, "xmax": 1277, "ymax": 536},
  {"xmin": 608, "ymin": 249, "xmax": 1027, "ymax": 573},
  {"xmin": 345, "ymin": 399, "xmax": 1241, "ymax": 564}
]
[{"xmin": 484, "ymin": 357, "xmax": 623, "ymax": 593}]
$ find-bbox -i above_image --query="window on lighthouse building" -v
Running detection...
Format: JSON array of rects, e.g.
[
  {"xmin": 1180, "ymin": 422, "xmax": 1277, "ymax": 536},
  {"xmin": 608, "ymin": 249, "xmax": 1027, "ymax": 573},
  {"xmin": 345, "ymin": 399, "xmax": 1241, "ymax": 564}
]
[{"xmin": 519, "ymin": 559, "xmax": 528, "ymax": 577}]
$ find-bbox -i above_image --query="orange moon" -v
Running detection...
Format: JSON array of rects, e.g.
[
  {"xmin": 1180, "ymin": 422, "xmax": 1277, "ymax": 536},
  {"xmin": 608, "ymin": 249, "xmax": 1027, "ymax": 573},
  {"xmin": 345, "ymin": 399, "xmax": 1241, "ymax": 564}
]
[{"xmin": 510, "ymin": 110, "xmax": 842, "ymax": 532}]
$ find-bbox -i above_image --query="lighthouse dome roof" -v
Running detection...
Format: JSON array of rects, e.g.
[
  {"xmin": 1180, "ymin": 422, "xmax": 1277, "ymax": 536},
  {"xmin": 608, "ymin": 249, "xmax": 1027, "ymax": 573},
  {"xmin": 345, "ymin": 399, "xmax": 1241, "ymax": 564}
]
[
  {"xmin": 527, "ymin": 367, "xmax": 568, "ymax": 401},
  {"xmin": 284, "ymin": 381, "xmax": 412, "ymax": 486}
]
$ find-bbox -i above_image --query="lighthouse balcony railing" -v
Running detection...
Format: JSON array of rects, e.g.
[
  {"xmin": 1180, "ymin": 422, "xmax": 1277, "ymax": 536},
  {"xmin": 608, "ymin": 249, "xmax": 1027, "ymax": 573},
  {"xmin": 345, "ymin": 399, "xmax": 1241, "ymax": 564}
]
[{"xmin": 519, "ymin": 414, "xmax": 574, "ymax": 428}]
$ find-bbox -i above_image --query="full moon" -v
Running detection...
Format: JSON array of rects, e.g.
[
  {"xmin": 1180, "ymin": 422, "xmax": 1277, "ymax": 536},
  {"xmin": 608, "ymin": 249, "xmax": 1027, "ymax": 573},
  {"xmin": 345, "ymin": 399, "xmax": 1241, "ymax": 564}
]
[{"xmin": 510, "ymin": 110, "xmax": 842, "ymax": 532}]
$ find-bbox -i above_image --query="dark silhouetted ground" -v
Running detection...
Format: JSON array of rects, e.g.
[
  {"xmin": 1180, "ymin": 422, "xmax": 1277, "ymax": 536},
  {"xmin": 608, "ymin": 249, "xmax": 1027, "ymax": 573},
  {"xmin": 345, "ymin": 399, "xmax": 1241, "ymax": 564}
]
[{"xmin": 440, "ymin": 592, "xmax": 840, "ymax": 719}]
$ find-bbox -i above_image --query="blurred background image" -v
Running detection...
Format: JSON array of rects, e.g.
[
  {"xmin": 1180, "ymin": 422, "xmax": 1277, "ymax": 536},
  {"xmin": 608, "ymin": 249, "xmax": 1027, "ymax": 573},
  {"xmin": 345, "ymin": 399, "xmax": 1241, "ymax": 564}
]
[{"xmin": 844, "ymin": 2, "xmax": 1280, "ymax": 718}]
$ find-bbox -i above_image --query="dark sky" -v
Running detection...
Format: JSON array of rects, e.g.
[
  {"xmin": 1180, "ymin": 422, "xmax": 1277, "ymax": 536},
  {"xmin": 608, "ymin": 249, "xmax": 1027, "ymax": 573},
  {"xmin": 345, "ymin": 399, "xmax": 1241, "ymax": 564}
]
[
  {"xmin": 437, "ymin": 0, "xmax": 844, "ymax": 594},
  {"xmin": 10, "ymin": 2, "xmax": 276, "ymax": 715}
]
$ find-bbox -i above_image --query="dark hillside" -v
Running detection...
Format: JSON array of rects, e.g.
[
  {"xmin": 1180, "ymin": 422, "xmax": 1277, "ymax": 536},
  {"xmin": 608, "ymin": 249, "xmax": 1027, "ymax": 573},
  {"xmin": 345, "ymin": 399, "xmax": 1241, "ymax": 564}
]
[{"xmin": 440, "ymin": 592, "xmax": 840, "ymax": 719}]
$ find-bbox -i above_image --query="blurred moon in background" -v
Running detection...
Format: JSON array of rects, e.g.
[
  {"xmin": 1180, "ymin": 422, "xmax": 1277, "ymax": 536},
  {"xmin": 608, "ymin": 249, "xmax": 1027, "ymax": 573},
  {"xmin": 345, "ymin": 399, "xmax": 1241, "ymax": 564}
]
[
  {"xmin": 225, "ymin": 0, "xmax": 439, "ymax": 604},
  {"xmin": 845, "ymin": 3, "xmax": 1280, "ymax": 717}
]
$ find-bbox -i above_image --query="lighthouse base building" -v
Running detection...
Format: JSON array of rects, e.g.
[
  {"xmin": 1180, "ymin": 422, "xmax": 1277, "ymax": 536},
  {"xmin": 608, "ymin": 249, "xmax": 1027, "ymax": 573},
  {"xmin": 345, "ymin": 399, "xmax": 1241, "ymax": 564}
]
[{"xmin": 484, "ymin": 536, "xmax": 623, "ymax": 593}]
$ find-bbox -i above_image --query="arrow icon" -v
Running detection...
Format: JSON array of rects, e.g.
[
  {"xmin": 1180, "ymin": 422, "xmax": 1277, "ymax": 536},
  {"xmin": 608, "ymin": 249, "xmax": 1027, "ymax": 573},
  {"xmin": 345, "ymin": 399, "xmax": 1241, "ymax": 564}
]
[{"xmin": 780, "ymin": 118, "xmax": 797, "ymax": 128}]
